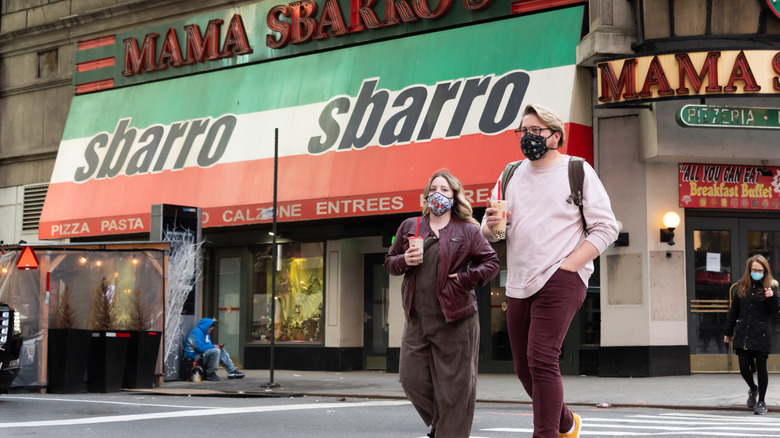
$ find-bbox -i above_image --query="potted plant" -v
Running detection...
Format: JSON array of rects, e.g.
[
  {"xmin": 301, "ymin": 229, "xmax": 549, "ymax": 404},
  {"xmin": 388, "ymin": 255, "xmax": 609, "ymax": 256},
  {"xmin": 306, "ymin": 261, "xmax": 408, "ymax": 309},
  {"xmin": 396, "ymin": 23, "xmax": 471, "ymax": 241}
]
[
  {"xmin": 47, "ymin": 285, "xmax": 92, "ymax": 394},
  {"xmin": 289, "ymin": 319, "xmax": 305, "ymax": 341},
  {"xmin": 87, "ymin": 276, "xmax": 130, "ymax": 393},
  {"xmin": 122, "ymin": 288, "xmax": 161, "ymax": 389}
]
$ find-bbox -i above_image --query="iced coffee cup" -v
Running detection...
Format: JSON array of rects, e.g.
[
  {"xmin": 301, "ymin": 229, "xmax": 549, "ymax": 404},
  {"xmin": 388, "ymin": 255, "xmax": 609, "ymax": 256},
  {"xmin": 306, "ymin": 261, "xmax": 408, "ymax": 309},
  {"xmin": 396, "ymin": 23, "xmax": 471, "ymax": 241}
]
[
  {"xmin": 491, "ymin": 200, "xmax": 508, "ymax": 240},
  {"xmin": 408, "ymin": 236, "xmax": 425, "ymax": 264}
]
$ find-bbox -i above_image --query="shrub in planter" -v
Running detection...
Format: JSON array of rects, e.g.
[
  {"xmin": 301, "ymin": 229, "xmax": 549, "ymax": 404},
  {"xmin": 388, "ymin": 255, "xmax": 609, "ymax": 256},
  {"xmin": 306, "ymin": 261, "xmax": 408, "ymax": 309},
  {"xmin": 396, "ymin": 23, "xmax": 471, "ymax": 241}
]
[
  {"xmin": 48, "ymin": 285, "xmax": 91, "ymax": 394},
  {"xmin": 88, "ymin": 277, "xmax": 129, "ymax": 393},
  {"xmin": 122, "ymin": 289, "xmax": 161, "ymax": 389}
]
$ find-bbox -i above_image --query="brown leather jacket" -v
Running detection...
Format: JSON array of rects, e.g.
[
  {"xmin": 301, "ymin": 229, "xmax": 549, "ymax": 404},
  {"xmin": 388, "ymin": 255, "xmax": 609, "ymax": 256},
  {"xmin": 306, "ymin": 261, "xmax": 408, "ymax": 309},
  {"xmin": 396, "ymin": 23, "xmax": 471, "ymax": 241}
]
[{"xmin": 385, "ymin": 215, "xmax": 500, "ymax": 322}]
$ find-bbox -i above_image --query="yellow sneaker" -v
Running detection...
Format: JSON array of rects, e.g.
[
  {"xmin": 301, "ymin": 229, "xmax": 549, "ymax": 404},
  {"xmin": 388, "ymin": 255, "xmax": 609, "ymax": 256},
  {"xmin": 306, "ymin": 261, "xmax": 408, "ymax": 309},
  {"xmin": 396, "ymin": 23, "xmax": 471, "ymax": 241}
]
[{"xmin": 559, "ymin": 413, "xmax": 581, "ymax": 438}]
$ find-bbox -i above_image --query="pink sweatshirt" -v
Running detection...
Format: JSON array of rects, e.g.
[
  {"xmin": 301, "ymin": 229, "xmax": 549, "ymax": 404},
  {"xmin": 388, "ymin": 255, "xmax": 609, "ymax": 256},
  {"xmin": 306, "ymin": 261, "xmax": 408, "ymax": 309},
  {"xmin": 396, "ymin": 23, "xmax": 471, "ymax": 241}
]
[{"xmin": 482, "ymin": 156, "xmax": 619, "ymax": 299}]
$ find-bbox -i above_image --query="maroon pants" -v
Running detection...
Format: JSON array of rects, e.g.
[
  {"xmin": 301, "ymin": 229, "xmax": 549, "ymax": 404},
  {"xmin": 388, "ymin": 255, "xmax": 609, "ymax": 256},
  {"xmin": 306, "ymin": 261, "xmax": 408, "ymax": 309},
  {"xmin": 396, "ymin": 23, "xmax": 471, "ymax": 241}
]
[{"xmin": 506, "ymin": 269, "xmax": 586, "ymax": 438}]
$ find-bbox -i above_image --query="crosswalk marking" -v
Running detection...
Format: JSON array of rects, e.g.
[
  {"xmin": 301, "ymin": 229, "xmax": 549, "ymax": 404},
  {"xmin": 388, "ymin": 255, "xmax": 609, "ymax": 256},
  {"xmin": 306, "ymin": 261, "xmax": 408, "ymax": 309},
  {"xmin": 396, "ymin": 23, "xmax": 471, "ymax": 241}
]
[
  {"xmin": 4, "ymin": 395, "xmax": 213, "ymax": 410},
  {"xmin": 0, "ymin": 399, "xmax": 411, "ymax": 429},
  {"xmin": 482, "ymin": 412, "xmax": 780, "ymax": 437}
]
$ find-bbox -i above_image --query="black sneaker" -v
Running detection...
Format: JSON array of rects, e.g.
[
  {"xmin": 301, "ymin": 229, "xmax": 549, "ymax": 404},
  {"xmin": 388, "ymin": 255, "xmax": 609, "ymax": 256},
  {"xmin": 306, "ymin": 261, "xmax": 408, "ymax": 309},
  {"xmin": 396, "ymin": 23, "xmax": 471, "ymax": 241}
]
[
  {"xmin": 747, "ymin": 388, "xmax": 758, "ymax": 408},
  {"xmin": 205, "ymin": 372, "xmax": 220, "ymax": 381},
  {"xmin": 228, "ymin": 370, "xmax": 245, "ymax": 379},
  {"xmin": 755, "ymin": 401, "xmax": 767, "ymax": 415}
]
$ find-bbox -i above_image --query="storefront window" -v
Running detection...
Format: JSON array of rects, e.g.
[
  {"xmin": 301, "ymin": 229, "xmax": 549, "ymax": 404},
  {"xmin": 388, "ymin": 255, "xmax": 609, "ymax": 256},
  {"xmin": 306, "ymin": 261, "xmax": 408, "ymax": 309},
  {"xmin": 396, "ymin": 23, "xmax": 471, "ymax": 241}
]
[
  {"xmin": 747, "ymin": 231, "xmax": 780, "ymax": 275},
  {"xmin": 251, "ymin": 242, "xmax": 323, "ymax": 344}
]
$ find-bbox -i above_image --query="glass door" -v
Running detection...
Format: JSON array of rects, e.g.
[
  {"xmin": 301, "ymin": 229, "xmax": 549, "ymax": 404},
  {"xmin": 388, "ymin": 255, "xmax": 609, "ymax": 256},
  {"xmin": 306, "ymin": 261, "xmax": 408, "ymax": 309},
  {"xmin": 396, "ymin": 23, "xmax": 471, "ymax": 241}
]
[
  {"xmin": 216, "ymin": 251, "xmax": 243, "ymax": 365},
  {"xmin": 686, "ymin": 217, "xmax": 738, "ymax": 372},
  {"xmin": 363, "ymin": 254, "xmax": 389, "ymax": 370},
  {"xmin": 740, "ymin": 218, "xmax": 780, "ymax": 372},
  {"xmin": 686, "ymin": 215, "xmax": 780, "ymax": 372},
  {"xmin": 478, "ymin": 242, "xmax": 514, "ymax": 373}
]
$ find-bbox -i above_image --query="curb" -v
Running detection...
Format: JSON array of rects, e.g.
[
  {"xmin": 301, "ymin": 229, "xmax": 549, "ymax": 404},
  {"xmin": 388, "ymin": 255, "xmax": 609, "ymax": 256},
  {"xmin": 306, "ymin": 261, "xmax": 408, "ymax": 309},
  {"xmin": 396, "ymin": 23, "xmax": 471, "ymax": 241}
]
[
  {"xmin": 124, "ymin": 388, "xmax": 758, "ymax": 413},
  {"xmin": 124, "ymin": 388, "xmax": 767, "ymax": 415}
]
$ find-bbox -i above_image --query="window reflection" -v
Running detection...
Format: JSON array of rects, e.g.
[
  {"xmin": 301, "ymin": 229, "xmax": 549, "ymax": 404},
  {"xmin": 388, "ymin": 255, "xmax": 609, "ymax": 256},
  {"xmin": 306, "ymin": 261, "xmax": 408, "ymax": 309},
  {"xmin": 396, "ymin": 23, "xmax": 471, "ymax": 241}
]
[
  {"xmin": 488, "ymin": 244, "xmax": 510, "ymax": 361},
  {"xmin": 251, "ymin": 242, "xmax": 323, "ymax": 344},
  {"xmin": 691, "ymin": 230, "xmax": 731, "ymax": 355}
]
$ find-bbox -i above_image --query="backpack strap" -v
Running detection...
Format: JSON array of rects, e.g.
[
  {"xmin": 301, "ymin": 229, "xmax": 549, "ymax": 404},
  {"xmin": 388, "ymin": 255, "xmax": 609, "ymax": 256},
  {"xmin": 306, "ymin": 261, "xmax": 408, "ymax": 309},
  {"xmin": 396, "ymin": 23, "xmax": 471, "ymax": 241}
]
[
  {"xmin": 567, "ymin": 156, "xmax": 587, "ymax": 233},
  {"xmin": 501, "ymin": 157, "xmax": 587, "ymax": 234},
  {"xmin": 500, "ymin": 160, "xmax": 523, "ymax": 201}
]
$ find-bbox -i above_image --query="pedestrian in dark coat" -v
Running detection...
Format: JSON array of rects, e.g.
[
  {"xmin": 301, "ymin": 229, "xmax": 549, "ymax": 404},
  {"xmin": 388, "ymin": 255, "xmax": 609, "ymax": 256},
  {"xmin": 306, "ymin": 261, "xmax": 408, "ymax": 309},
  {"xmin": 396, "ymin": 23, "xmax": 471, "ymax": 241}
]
[
  {"xmin": 385, "ymin": 170, "xmax": 499, "ymax": 438},
  {"xmin": 724, "ymin": 254, "xmax": 780, "ymax": 415}
]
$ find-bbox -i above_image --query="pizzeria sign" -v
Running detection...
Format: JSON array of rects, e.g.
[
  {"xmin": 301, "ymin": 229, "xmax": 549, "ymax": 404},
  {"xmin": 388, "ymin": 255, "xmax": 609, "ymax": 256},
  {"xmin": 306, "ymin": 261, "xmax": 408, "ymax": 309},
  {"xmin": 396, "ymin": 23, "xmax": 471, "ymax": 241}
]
[
  {"xmin": 679, "ymin": 163, "xmax": 780, "ymax": 210},
  {"xmin": 677, "ymin": 105, "xmax": 780, "ymax": 129}
]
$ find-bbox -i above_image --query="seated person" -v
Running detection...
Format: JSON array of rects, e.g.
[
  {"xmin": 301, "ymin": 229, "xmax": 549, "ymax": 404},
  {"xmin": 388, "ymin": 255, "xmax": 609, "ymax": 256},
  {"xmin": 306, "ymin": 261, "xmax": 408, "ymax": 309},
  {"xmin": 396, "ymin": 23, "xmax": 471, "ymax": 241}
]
[{"xmin": 184, "ymin": 317, "xmax": 244, "ymax": 381}]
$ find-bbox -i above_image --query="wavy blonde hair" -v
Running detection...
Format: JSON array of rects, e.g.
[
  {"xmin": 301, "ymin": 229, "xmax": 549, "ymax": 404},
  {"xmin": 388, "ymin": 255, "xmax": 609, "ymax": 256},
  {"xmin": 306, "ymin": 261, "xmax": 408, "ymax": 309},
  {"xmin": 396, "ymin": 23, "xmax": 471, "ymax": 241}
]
[{"xmin": 421, "ymin": 170, "xmax": 478, "ymax": 226}]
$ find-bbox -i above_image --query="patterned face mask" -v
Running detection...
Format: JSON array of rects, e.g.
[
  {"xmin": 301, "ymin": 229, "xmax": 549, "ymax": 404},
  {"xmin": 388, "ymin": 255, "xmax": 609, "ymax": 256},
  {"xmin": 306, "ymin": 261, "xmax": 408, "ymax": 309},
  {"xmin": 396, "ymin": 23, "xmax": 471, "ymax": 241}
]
[
  {"xmin": 427, "ymin": 191, "xmax": 454, "ymax": 216},
  {"xmin": 520, "ymin": 132, "xmax": 555, "ymax": 160}
]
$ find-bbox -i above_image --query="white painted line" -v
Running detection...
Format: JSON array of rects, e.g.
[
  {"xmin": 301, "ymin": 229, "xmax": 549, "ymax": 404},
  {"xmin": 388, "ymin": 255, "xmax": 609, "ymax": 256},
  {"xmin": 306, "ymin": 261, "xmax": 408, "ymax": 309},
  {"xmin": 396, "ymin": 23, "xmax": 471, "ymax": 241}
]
[
  {"xmin": 481, "ymin": 428, "xmax": 780, "ymax": 437},
  {"xmin": 3, "ymin": 395, "xmax": 213, "ymax": 409},
  {"xmin": 579, "ymin": 432, "xmax": 780, "ymax": 437},
  {"xmin": 585, "ymin": 422, "xmax": 780, "ymax": 432},
  {"xmin": 0, "ymin": 399, "xmax": 410, "ymax": 429},
  {"xmin": 586, "ymin": 417, "xmax": 780, "ymax": 426}
]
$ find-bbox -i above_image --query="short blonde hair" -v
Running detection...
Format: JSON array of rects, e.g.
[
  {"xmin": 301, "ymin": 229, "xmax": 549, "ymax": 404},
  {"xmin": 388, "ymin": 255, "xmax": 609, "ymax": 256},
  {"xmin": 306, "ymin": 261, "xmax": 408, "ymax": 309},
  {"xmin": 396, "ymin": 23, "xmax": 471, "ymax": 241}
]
[{"xmin": 522, "ymin": 104, "xmax": 565, "ymax": 148}]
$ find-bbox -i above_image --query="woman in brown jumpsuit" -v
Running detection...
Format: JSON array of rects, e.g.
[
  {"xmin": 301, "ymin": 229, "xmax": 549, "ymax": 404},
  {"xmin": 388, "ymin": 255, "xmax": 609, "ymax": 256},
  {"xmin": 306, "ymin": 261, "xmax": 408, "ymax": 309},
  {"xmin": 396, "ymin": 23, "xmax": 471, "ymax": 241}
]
[{"xmin": 385, "ymin": 170, "xmax": 500, "ymax": 438}]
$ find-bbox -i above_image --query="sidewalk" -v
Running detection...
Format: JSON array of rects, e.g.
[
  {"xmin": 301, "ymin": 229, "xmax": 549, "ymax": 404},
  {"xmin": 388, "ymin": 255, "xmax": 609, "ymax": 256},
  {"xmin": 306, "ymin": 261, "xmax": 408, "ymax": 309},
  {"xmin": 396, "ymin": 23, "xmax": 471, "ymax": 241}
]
[{"xmin": 126, "ymin": 369, "xmax": 780, "ymax": 412}]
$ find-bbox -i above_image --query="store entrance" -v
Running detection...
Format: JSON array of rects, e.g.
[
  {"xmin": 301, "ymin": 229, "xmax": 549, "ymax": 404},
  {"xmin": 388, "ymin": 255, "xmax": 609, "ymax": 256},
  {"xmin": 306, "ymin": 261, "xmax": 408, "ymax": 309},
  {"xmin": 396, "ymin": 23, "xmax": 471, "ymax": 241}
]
[
  {"xmin": 215, "ymin": 248, "xmax": 245, "ymax": 365},
  {"xmin": 363, "ymin": 253, "xmax": 389, "ymax": 370},
  {"xmin": 686, "ymin": 214, "xmax": 780, "ymax": 372},
  {"xmin": 478, "ymin": 242, "xmax": 514, "ymax": 373}
]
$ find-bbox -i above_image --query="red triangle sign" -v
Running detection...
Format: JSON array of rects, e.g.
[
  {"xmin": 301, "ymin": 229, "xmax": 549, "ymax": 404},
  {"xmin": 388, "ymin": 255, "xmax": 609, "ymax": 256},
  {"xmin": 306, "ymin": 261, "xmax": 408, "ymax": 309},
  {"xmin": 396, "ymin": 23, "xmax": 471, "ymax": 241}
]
[{"xmin": 17, "ymin": 246, "xmax": 39, "ymax": 270}]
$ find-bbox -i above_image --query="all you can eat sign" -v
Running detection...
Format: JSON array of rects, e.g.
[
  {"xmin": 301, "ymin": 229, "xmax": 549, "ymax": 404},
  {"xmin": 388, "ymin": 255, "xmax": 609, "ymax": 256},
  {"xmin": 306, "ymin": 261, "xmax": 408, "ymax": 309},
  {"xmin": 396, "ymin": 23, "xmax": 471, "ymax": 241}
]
[{"xmin": 679, "ymin": 163, "xmax": 780, "ymax": 210}]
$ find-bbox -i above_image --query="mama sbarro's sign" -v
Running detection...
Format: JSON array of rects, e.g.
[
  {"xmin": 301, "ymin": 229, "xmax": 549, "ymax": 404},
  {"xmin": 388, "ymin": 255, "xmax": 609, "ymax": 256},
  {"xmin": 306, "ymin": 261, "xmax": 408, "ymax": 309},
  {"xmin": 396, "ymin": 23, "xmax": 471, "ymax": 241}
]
[{"xmin": 597, "ymin": 50, "xmax": 780, "ymax": 105}]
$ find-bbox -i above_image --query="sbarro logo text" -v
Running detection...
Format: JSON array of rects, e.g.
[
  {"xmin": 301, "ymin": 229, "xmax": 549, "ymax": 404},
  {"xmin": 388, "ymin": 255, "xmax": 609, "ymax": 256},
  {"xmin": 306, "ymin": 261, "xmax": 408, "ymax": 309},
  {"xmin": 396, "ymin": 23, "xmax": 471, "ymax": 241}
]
[{"xmin": 308, "ymin": 70, "xmax": 530, "ymax": 154}]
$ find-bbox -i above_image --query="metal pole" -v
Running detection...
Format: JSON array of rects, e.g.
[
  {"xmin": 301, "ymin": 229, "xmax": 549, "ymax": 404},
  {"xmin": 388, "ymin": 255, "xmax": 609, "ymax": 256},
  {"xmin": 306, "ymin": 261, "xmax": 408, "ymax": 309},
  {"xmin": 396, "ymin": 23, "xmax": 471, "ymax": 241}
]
[{"xmin": 263, "ymin": 128, "xmax": 281, "ymax": 388}]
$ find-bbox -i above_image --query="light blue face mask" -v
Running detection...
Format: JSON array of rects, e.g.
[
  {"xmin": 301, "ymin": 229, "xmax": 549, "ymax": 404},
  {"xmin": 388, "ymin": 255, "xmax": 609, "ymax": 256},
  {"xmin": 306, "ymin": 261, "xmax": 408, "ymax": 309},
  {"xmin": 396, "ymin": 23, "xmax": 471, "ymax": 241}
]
[{"xmin": 751, "ymin": 272, "xmax": 764, "ymax": 281}]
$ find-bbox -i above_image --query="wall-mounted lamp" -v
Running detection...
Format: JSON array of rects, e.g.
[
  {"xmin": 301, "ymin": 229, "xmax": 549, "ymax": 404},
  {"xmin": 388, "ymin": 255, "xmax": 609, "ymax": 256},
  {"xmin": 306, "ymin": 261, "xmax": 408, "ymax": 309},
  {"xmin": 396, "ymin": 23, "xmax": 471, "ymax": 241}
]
[
  {"xmin": 614, "ymin": 220, "xmax": 629, "ymax": 247},
  {"xmin": 660, "ymin": 211, "xmax": 680, "ymax": 246},
  {"xmin": 759, "ymin": 160, "xmax": 773, "ymax": 177}
]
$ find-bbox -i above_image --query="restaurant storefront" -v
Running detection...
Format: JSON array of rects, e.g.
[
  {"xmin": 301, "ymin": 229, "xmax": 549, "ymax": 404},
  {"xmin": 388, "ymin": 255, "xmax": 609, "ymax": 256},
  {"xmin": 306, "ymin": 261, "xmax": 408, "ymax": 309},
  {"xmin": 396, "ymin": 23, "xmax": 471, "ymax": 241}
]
[
  {"xmin": 38, "ymin": 2, "xmax": 598, "ymax": 373},
  {"xmin": 592, "ymin": 0, "xmax": 780, "ymax": 375}
]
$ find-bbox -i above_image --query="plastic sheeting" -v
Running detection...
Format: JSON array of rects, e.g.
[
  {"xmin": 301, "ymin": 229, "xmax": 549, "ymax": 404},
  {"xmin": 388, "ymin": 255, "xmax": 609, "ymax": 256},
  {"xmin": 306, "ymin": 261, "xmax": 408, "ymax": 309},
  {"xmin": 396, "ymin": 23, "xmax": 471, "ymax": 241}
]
[{"xmin": 0, "ymin": 246, "xmax": 165, "ymax": 389}]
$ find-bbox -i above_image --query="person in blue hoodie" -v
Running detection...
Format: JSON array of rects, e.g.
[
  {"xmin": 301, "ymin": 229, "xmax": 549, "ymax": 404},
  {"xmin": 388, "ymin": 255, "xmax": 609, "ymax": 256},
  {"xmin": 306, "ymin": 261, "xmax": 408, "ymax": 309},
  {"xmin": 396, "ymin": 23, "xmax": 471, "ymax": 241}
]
[{"xmin": 183, "ymin": 318, "xmax": 244, "ymax": 381}]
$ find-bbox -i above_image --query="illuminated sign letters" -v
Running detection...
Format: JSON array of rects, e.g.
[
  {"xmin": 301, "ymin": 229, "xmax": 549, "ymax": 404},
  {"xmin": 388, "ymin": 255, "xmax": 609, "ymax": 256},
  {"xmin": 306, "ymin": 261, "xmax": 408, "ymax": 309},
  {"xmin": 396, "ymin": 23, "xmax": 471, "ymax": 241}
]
[{"xmin": 596, "ymin": 50, "xmax": 780, "ymax": 105}]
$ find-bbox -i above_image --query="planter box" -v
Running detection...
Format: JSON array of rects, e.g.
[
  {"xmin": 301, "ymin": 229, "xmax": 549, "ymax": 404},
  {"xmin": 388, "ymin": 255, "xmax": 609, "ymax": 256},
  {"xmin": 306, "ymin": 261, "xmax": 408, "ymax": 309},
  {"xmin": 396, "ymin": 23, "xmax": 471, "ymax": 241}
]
[
  {"xmin": 122, "ymin": 331, "xmax": 162, "ymax": 389},
  {"xmin": 47, "ymin": 328, "xmax": 92, "ymax": 394},
  {"xmin": 87, "ymin": 331, "xmax": 130, "ymax": 393}
]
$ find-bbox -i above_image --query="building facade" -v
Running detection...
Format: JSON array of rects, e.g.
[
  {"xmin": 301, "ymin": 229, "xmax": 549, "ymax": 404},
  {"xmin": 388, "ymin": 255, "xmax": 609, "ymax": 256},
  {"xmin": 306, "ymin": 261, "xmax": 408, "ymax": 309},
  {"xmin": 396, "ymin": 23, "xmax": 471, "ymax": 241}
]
[
  {"xmin": 2, "ymin": 0, "xmax": 780, "ymax": 382},
  {"xmin": 583, "ymin": 0, "xmax": 780, "ymax": 375}
]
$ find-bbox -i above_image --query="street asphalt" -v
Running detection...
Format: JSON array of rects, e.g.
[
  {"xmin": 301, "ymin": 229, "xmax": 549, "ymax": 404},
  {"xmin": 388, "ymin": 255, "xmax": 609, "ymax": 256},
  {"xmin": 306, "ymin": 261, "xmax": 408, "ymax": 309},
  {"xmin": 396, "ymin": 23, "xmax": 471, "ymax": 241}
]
[{"xmin": 124, "ymin": 369, "xmax": 780, "ymax": 413}]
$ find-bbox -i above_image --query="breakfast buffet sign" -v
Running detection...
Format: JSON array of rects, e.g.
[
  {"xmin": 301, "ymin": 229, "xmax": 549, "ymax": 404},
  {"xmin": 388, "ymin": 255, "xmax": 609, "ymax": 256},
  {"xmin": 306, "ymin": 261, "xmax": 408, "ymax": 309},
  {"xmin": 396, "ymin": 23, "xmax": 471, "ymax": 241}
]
[{"xmin": 679, "ymin": 163, "xmax": 780, "ymax": 210}]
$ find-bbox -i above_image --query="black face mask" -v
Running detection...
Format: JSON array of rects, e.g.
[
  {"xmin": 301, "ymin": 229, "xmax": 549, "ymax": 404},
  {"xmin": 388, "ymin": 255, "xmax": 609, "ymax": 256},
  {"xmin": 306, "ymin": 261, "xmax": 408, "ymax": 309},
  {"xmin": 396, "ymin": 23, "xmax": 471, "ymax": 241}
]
[{"xmin": 520, "ymin": 132, "xmax": 556, "ymax": 160}]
